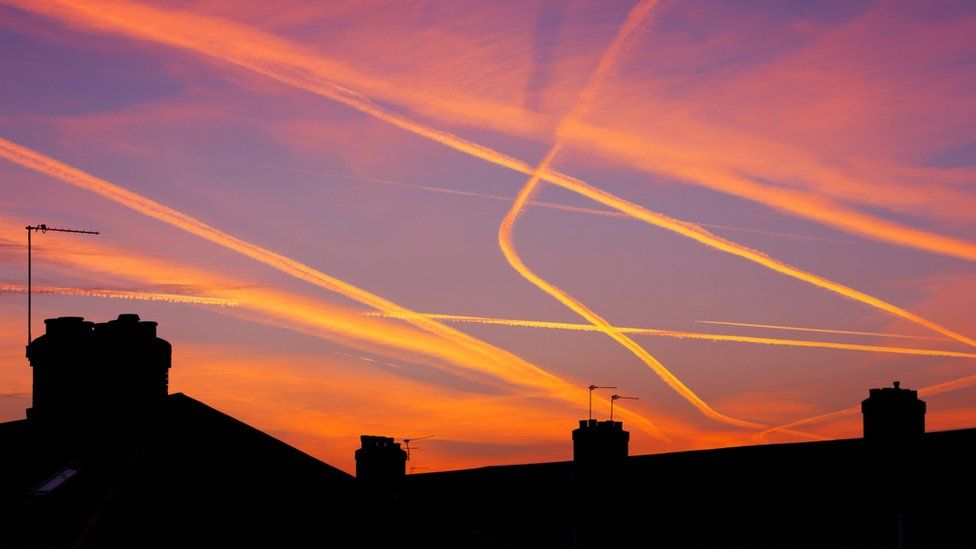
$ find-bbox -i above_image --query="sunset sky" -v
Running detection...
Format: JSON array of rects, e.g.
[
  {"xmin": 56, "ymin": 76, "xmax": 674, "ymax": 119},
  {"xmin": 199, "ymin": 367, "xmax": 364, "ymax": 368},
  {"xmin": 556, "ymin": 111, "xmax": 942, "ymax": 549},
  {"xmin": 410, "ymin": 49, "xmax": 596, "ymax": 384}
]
[{"xmin": 1, "ymin": 0, "xmax": 975, "ymax": 472}]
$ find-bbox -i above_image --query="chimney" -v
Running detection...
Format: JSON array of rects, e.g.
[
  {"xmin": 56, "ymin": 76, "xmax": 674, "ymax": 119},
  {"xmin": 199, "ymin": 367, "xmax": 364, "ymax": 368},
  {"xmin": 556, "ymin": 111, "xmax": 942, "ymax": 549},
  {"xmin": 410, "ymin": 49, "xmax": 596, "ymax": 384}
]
[
  {"xmin": 355, "ymin": 435, "xmax": 407, "ymax": 485},
  {"xmin": 26, "ymin": 314, "xmax": 171, "ymax": 454},
  {"xmin": 572, "ymin": 419, "xmax": 629, "ymax": 468},
  {"xmin": 861, "ymin": 381, "xmax": 926, "ymax": 445}
]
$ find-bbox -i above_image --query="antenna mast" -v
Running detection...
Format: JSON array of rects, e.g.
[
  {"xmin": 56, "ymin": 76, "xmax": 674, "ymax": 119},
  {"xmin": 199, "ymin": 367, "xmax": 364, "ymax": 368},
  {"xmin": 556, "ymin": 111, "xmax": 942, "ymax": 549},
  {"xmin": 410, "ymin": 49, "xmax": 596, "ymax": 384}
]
[
  {"xmin": 587, "ymin": 385, "xmax": 616, "ymax": 421},
  {"xmin": 610, "ymin": 394, "xmax": 639, "ymax": 421},
  {"xmin": 25, "ymin": 224, "xmax": 100, "ymax": 347},
  {"xmin": 402, "ymin": 435, "xmax": 434, "ymax": 468}
]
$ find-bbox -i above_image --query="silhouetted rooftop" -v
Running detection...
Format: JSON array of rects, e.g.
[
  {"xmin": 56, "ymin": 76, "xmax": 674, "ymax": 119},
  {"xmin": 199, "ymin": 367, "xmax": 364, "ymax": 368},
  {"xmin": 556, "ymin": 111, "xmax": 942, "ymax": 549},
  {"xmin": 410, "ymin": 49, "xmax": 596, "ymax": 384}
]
[
  {"xmin": 4, "ymin": 314, "xmax": 972, "ymax": 548},
  {"xmin": 0, "ymin": 393, "xmax": 491, "ymax": 548},
  {"xmin": 398, "ymin": 427, "xmax": 976, "ymax": 548}
]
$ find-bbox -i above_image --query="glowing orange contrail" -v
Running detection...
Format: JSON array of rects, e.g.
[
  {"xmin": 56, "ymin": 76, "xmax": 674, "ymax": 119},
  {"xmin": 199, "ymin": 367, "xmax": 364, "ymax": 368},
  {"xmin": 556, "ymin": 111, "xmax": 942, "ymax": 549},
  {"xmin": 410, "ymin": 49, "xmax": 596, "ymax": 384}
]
[
  {"xmin": 13, "ymin": 0, "xmax": 976, "ymax": 263},
  {"xmin": 10, "ymin": 1, "xmax": 973, "ymax": 351},
  {"xmin": 501, "ymin": 0, "xmax": 762, "ymax": 429},
  {"xmin": 9, "ymin": 1, "xmax": 975, "ymax": 435},
  {"xmin": 369, "ymin": 312, "xmax": 976, "ymax": 360},
  {"xmin": 0, "ymin": 136, "xmax": 554, "ymax": 387},
  {"xmin": 0, "ymin": 136, "xmax": 666, "ymax": 438},
  {"xmin": 0, "ymin": 283, "xmax": 237, "ymax": 306},
  {"xmin": 697, "ymin": 320, "xmax": 951, "ymax": 342},
  {"xmin": 497, "ymin": 0, "xmax": 767, "ymax": 429},
  {"xmin": 7, "ymin": 227, "xmax": 582, "ymax": 404},
  {"xmin": 757, "ymin": 373, "xmax": 976, "ymax": 443}
]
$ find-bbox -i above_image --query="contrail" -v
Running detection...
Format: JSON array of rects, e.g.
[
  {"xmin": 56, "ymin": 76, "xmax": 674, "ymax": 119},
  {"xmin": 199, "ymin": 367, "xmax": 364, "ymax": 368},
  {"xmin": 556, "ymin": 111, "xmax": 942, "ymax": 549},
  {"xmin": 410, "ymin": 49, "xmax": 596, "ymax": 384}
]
[
  {"xmin": 6, "ymin": 227, "xmax": 584, "ymax": 407},
  {"xmin": 9, "ymin": 1, "xmax": 975, "ymax": 433},
  {"xmin": 0, "ymin": 137, "xmax": 664, "ymax": 439},
  {"xmin": 0, "ymin": 217, "xmax": 666, "ymax": 440},
  {"xmin": 498, "ymin": 1, "xmax": 766, "ymax": 429},
  {"xmin": 756, "ymin": 373, "xmax": 976, "ymax": 443},
  {"xmin": 697, "ymin": 320, "xmax": 952, "ymax": 342},
  {"xmin": 369, "ymin": 312, "xmax": 976, "ymax": 360},
  {"xmin": 499, "ymin": 0, "xmax": 767, "ymax": 430},
  {"xmin": 13, "ymin": 0, "xmax": 976, "ymax": 263},
  {"xmin": 54, "ymin": 138, "xmax": 867, "ymax": 247},
  {"xmin": 14, "ymin": 0, "xmax": 973, "ymax": 353},
  {"xmin": 0, "ymin": 283, "xmax": 238, "ymax": 306},
  {"xmin": 530, "ymin": 171, "xmax": 976, "ymax": 349}
]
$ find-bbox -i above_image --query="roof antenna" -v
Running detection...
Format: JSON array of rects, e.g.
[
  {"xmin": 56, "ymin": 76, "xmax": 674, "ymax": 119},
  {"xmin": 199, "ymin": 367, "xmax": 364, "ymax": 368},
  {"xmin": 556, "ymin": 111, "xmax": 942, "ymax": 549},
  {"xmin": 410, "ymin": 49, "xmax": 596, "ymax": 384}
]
[
  {"xmin": 25, "ymin": 225, "xmax": 100, "ymax": 347},
  {"xmin": 587, "ymin": 385, "xmax": 616, "ymax": 421},
  {"xmin": 403, "ymin": 435, "xmax": 434, "ymax": 464},
  {"xmin": 610, "ymin": 394, "xmax": 639, "ymax": 421}
]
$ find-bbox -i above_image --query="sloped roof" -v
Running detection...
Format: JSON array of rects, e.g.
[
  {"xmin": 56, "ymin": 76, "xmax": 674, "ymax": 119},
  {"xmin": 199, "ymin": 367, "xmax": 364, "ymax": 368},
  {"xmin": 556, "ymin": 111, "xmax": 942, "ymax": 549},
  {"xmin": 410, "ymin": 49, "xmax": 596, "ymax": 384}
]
[{"xmin": 0, "ymin": 393, "xmax": 493, "ymax": 548}]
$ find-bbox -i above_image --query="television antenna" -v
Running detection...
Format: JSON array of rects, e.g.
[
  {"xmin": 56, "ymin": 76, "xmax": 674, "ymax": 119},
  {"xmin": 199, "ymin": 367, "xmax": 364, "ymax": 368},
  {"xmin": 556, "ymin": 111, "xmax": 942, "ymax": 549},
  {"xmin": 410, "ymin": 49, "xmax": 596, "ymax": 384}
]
[
  {"xmin": 402, "ymin": 435, "xmax": 434, "ymax": 462},
  {"xmin": 587, "ymin": 385, "xmax": 616, "ymax": 420},
  {"xmin": 610, "ymin": 394, "xmax": 638, "ymax": 421},
  {"xmin": 25, "ymin": 224, "xmax": 100, "ymax": 346}
]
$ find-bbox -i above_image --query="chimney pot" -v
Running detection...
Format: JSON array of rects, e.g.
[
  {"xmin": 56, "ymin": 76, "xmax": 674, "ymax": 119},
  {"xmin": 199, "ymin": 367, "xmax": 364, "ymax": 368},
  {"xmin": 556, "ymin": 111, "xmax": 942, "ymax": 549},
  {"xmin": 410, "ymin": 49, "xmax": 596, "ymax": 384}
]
[{"xmin": 861, "ymin": 382, "xmax": 925, "ymax": 445}]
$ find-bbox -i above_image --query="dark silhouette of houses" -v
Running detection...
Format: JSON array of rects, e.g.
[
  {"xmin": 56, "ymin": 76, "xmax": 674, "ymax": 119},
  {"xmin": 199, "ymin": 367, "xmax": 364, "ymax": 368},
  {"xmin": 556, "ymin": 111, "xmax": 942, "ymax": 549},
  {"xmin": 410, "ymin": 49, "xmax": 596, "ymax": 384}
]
[
  {"xmin": 395, "ymin": 382, "xmax": 976, "ymax": 548},
  {"xmin": 0, "ymin": 315, "xmax": 491, "ymax": 548},
  {"xmin": 3, "ymin": 314, "xmax": 975, "ymax": 548}
]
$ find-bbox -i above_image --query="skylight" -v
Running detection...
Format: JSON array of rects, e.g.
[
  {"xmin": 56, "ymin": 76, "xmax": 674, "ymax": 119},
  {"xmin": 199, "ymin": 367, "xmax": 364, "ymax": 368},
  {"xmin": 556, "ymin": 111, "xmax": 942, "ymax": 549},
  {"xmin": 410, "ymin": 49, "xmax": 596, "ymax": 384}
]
[{"xmin": 30, "ymin": 466, "xmax": 79, "ymax": 496}]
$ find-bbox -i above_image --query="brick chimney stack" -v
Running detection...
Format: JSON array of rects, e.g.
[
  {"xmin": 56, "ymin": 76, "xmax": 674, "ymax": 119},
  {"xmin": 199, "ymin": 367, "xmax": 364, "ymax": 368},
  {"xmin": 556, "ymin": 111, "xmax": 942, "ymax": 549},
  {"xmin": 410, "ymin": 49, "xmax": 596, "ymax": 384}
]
[
  {"xmin": 26, "ymin": 314, "xmax": 171, "ymax": 455},
  {"xmin": 861, "ymin": 381, "xmax": 926, "ymax": 445}
]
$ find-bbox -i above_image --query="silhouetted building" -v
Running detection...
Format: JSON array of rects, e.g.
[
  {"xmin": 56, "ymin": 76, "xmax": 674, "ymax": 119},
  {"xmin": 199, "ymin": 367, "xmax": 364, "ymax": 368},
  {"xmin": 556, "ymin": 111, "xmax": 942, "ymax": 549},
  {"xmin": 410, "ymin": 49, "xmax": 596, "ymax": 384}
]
[
  {"xmin": 5, "ymin": 313, "xmax": 976, "ymax": 548},
  {"xmin": 397, "ymin": 388, "xmax": 974, "ymax": 548},
  {"xmin": 0, "ymin": 314, "xmax": 491, "ymax": 549},
  {"xmin": 572, "ymin": 419, "xmax": 628, "ymax": 467},
  {"xmin": 355, "ymin": 435, "xmax": 407, "ymax": 485},
  {"xmin": 862, "ymin": 380, "xmax": 926, "ymax": 444}
]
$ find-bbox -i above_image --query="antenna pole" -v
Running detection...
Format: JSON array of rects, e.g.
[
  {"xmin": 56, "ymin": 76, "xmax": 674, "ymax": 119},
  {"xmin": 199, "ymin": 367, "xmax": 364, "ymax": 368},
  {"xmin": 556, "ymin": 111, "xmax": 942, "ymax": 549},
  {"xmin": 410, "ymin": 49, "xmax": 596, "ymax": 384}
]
[
  {"xmin": 24, "ymin": 224, "xmax": 100, "ymax": 350},
  {"xmin": 26, "ymin": 228, "xmax": 31, "ymax": 347},
  {"xmin": 610, "ymin": 394, "xmax": 639, "ymax": 421},
  {"xmin": 587, "ymin": 385, "xmax": 616, "ymax": 421}
]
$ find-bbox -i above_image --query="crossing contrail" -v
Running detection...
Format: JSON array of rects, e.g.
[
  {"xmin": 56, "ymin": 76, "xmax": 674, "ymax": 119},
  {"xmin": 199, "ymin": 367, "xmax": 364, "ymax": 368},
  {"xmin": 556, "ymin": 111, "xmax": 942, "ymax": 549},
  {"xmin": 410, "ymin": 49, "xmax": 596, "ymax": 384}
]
[
  {"xmin": 0, "ymin": 136, "xmax": 665, "ymax": 439},
  {"xmin": 7, "ymin": 1, "xmax": 974, "ymax": 438},
  {"xmin": 496, "ymin": 0, "xmax": 768, "ymax": 429},
  {"xmin": 11, "ymin": 0, "xmax": 973, "ymax": 354},
  {"xmin": 0, "ymin": 283, "xmax": 238, "ymax": 306},
  {"xmin": 369, "ymin": 312, "xmax": 976, "ymax": 359}
]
